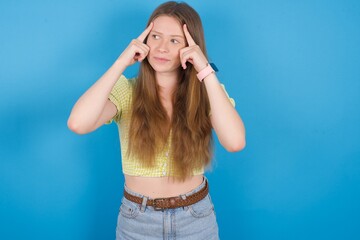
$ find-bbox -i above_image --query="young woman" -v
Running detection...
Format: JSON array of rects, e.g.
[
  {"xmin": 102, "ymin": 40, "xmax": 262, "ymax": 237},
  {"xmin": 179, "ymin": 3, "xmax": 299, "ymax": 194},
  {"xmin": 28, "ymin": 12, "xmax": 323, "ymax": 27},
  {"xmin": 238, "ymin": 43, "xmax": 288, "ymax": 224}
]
[{"xmin": 68, "ymin": 1, "xmax": 245, "ymax": 239}]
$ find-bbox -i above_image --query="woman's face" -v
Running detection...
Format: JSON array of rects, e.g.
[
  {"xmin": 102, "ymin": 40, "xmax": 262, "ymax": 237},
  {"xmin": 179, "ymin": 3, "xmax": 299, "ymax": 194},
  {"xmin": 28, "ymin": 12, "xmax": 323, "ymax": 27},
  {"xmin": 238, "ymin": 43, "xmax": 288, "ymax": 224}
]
[{"xmin": 146, "ymin": 15, "xmax": 186, "ymax": 75}]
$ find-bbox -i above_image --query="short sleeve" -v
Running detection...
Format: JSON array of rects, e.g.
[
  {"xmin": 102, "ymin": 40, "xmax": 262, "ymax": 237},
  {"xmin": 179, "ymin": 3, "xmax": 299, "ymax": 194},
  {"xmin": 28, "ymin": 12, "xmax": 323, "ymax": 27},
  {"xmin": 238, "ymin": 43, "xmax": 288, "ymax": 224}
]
[
  {"xmin": 107, "ymin": 75, "xmax": 133, "ymax": 123},
  {"xmin": 221, "ymin": 83, "xmax": 236, "ymax": 107}
]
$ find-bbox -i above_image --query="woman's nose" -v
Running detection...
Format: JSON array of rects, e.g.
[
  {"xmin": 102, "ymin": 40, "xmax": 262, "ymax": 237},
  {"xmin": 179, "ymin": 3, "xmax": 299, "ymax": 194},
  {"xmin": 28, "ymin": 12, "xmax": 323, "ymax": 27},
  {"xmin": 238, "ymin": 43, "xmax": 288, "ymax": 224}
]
[{"xmin": 157, "ymin": 40, "xmax": 169, "ymax": 53}]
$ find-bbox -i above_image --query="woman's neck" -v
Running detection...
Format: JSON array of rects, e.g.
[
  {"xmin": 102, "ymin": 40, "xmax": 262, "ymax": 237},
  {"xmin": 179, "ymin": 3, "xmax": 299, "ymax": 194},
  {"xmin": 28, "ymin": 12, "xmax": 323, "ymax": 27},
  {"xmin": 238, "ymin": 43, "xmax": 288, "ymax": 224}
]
[{"xmin": 155, "ymin": 71, "xmax": 178, "ymax": 100}]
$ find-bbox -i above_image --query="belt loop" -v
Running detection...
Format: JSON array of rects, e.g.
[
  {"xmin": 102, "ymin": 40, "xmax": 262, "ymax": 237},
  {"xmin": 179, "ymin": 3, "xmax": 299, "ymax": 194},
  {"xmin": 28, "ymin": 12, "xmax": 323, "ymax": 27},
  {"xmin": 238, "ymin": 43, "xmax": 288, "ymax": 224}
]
[
  {"xmin": 180, "ymin": 194, "xmax": 188, "ymax": 210},
  {"xmin": 140, "ymin": 196, "xmax": 148, "ymax": 212}
]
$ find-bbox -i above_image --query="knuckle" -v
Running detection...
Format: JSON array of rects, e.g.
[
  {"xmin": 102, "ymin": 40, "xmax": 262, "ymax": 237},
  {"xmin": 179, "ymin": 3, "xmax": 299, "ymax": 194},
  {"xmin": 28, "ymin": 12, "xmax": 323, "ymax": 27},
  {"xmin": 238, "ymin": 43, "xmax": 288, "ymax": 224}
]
[{"xmin": 131, "ymin": 40, "xmax": 139, "ymax": 46}]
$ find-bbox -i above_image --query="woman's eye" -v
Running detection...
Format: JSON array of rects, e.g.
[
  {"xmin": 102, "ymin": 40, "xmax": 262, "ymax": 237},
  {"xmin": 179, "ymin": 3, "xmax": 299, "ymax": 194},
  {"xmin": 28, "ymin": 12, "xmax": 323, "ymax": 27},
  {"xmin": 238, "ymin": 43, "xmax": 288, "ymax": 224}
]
[
  {"xmin": 171, "ymin": 39, "xmax": 180, "ymax": 44},
  {"xmin": 152, "ymin": 34, "xmax": 160, "ymax": 40}
]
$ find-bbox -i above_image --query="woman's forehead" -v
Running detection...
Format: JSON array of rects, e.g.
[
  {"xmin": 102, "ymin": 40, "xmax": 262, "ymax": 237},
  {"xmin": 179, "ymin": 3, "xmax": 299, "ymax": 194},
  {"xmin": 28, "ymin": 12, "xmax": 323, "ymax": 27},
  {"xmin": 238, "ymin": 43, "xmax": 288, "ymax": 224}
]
[{"xmin": 152, "ymin": 15, "xmax": 184, "ymax": 37}]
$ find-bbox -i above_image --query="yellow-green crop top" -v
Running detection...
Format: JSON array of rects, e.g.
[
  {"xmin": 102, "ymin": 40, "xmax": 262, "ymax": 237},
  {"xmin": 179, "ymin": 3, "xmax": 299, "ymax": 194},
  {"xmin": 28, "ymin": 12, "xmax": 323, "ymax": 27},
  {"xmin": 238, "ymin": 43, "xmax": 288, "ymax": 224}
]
[{"xmin": 108, "ymin": 75, "xmax": 235, "ymax": 177}]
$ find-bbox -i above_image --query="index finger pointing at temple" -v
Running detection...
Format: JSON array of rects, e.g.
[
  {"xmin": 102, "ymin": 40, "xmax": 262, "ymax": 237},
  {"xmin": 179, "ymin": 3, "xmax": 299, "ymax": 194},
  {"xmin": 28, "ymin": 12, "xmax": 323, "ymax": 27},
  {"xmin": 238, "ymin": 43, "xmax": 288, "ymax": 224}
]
[
  {"xmin": 137, "ymin": 22, "xmax": 154, "ymax": 42},
  {"xmin": 183, "ymin": 24, "xmax": 196, "ymax": 46}
]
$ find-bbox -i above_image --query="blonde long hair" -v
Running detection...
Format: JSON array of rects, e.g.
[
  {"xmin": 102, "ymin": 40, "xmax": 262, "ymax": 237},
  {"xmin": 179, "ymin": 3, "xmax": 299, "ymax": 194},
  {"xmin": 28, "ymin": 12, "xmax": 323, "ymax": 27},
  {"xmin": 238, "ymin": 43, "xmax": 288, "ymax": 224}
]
[{"xmin": 128, "ymin": 1, "xmax": 213, "ymax": 181}]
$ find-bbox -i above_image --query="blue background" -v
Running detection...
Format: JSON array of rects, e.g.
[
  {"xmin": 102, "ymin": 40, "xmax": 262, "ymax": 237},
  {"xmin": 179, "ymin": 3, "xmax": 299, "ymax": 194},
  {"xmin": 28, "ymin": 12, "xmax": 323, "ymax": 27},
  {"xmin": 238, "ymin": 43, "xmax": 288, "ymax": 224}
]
[{"xmin": 1, "ymin": 0, "xmax": 359, "ymax": 239}]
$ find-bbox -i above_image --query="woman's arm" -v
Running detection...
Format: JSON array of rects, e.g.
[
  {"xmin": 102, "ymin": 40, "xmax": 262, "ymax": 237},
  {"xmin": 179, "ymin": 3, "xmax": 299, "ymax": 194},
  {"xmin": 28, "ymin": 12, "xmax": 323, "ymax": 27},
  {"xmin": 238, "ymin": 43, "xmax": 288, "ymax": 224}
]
[
  {"xmin": 180, "ymin": 24, "xmax": 245, "ymax": 152},
  {"xmin": 67, "ymin": 23, "xmax": 153, "ymax": 134},
  {"xmin": 204, "ymin": 74, "xmax": 246, "ymax": 152},
  {"xmin": 67, "ymin": 59, "xmax": 126, "ymax": 134}
]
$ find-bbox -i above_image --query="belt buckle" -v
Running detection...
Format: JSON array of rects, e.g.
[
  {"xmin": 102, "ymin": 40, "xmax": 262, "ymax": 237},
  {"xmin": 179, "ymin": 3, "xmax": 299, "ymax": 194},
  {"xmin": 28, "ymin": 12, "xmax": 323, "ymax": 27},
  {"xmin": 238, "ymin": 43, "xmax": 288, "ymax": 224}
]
[{"xmin": 153, "ymin": 198, "xmax": 167, "ymax": 211}]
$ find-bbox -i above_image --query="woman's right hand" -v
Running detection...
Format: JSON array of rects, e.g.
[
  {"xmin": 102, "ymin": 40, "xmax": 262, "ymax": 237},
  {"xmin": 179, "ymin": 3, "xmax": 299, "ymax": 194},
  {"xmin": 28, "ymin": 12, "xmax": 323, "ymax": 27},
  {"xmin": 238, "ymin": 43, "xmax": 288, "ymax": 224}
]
[
  {"xmin": 118, "ymin": 22, "xmax": 153, "ymax": 67},
  {"xmin": 67, "ymin": 23, "xmax": 154, "ymax": 134}
]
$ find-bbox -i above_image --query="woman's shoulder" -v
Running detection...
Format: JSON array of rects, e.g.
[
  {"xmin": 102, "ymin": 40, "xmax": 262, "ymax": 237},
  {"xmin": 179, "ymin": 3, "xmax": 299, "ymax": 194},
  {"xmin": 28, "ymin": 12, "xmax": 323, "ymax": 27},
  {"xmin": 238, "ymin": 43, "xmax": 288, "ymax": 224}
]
[
  {"xmin": 116, "ymin": 74, "xmax": 136, "ymax": 86},
  {"xmin": 109, "ymin": 75, "xmax": 136, "ymax": 104},
  {"xmin": 111, "ymin": 75, "xmax": 137, "ymax": 94}
]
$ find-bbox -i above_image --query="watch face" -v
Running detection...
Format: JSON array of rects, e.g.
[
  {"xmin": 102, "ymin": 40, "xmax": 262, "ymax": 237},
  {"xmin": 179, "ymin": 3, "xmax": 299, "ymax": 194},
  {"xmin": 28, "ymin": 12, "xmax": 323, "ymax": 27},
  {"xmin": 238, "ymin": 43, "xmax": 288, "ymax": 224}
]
[{"xmin": 210, "ymin": 63, "xmax": 218, "ymax": 72}]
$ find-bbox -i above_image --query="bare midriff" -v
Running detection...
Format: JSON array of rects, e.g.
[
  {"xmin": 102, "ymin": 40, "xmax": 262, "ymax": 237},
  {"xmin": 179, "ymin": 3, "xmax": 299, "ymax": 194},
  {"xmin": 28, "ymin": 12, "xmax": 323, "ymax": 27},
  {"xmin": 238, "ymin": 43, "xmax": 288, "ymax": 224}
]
[{"xmin": 124, "ymin": 174, "xmax": 204, "ymax": 198}]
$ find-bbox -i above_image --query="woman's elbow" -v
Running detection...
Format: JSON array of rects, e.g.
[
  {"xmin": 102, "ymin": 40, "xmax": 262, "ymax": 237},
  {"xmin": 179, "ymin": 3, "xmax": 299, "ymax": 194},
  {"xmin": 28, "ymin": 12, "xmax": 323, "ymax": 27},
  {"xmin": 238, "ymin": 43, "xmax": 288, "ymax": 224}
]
[
  {"xmin": 67, "ymin": 118, "xmax": 90, "ymax": 135},
  {"xmin": 225, "ymin": 137, "xmax": 246, "ymax": 152}
]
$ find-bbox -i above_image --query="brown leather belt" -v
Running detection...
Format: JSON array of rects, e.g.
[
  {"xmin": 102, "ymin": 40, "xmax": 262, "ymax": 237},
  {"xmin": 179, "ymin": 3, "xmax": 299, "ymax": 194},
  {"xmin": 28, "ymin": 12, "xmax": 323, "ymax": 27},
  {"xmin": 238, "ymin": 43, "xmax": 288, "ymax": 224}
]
[{"xmin": 123, "ymin": 180, "xmax": 209, "ymax": 210}]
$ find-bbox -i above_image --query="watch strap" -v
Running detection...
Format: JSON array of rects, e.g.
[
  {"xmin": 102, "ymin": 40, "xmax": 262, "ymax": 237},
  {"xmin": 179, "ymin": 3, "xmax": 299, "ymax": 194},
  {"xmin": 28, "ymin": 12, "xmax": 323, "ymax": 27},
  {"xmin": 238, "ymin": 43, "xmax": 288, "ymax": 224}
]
[{"xmin": 196, "ymin": 63, "xmax": 218, "ymax": 82}]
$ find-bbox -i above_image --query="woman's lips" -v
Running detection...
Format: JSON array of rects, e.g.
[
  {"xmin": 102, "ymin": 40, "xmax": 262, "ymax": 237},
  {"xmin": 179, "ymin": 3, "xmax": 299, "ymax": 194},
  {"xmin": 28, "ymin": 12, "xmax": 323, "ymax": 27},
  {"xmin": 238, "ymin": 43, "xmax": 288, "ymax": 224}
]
[{"xmin": 154, "ymin": 57, "xmax": 170, "ymax": 63}]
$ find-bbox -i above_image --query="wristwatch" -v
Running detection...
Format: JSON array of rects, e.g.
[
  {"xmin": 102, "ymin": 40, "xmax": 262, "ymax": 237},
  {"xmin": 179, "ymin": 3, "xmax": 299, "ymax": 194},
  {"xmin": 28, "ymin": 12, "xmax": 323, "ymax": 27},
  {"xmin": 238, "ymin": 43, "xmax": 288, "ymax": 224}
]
[{"xmin": 196, "ymin": 63, "xmax": 218, "ymax": 82}]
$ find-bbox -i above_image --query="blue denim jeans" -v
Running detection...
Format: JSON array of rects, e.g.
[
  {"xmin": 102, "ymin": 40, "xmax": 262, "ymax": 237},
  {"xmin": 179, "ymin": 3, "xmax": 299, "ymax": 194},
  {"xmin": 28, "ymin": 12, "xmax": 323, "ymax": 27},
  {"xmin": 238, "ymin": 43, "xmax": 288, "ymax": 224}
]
[{"xmin": 116, "ymin": 177, "xmax": 219, "ymax": 240}]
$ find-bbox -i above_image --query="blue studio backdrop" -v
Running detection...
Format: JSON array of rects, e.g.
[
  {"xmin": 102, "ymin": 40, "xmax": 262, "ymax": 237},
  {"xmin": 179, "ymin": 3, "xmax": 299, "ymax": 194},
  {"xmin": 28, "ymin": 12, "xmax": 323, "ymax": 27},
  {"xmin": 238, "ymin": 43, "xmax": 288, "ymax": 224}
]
[{"xmin": 1, "ymin": 0, "xmax": 359, "ymax": 239}]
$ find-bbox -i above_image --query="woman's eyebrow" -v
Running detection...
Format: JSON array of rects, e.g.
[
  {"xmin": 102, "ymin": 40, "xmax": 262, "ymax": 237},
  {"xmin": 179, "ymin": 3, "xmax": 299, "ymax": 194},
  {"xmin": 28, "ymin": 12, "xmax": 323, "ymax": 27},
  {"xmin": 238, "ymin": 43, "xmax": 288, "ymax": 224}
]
[{"xmin": 151, "ymin": 30, "xmax": 184, "ymax": 38}]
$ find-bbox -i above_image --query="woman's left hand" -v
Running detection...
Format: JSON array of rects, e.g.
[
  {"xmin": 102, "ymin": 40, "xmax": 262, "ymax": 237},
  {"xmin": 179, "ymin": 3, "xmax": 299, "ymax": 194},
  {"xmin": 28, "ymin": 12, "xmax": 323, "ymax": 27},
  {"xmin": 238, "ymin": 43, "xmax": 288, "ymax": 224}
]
[{"xmin": 180, "ymin": 24, "xmax": 209, "ymax": 73}]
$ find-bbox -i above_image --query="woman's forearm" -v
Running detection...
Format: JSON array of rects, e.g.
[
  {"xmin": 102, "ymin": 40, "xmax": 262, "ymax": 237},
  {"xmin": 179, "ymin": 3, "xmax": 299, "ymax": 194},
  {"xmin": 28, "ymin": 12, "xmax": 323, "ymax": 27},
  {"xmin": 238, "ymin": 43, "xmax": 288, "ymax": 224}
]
[
  {"xmin": 204, "ymin": 74, "xmax": 246, "ymax": 152},
  {"xmin": 67, "ymin": 58, "xmax": 127, "ymax": 134}
]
